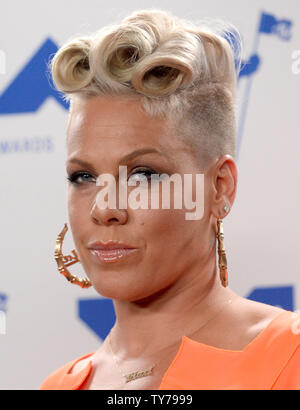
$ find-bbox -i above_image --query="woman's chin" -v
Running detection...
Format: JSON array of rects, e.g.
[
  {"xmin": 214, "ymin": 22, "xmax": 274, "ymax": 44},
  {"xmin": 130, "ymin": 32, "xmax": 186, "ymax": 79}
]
[{"xmin": 89, "ymin": 277, "xmax": 156, "ymax": 303}]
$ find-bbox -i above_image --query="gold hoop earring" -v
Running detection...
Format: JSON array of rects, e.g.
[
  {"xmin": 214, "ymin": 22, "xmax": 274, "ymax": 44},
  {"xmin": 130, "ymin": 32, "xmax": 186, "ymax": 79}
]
[
  {"xmin": 54, "ymin": 223, "xmax": 92, "ymax": 289},
  {"xmin": 216, "ymin": 218, "xmax": 228, "ymax": 288}
]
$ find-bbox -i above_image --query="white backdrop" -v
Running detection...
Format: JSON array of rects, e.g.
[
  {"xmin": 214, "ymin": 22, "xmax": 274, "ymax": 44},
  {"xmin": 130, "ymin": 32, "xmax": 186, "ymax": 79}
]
[{"xmin": 0, "ymin": 0, "xmax": 299, "ymax": 390}]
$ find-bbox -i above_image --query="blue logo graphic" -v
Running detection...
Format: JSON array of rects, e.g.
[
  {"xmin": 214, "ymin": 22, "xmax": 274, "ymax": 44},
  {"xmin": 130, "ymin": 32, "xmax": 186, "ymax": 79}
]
[
  {"xmin": 0, "ymin": 38, "xmax": 68, "ymax": 115},
  {"xmin": 78, "ymin": 298, "xmax": 115, "ymax": 341},
  {"xmin": 239, "ymin": 54, "xmax": 260, "ymax": 78},
  {"xmin": 246, "ymin": 285, "xmax": 294, "ymax": 311},
  {"xmin": 258, "ymin": 12, "xmax": 293, "ymax": 41}
]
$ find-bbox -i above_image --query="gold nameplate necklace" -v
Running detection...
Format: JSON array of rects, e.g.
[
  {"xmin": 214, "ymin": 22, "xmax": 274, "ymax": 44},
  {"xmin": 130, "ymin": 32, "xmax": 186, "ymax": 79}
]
[{"xmin": 108, "ymin": 331, "xmax": 156, "ymax": 383}]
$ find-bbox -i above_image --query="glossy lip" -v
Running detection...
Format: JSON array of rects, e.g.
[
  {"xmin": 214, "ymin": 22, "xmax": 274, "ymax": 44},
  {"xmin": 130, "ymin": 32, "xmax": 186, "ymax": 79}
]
[
  {"xmin": 88, "ymin": 240, "xmax": 137, "ymax": 250},
  {"xmin": 90, "ymin": 248, "xmax": 138, "ymax": 264}
]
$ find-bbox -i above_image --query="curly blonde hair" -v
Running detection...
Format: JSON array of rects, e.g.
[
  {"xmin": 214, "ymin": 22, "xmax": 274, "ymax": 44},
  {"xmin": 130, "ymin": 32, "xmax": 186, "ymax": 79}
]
[{"xmin": 49, "ymin": 8, "xmax": 243, "ymax": 167}]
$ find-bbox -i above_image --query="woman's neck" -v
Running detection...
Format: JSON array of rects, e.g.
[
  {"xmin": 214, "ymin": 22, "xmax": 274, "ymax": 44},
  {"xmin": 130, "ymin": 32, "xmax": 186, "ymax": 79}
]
[{"xmin": 110, "ymin": 260, "xmax": 236, "ymax": 359}]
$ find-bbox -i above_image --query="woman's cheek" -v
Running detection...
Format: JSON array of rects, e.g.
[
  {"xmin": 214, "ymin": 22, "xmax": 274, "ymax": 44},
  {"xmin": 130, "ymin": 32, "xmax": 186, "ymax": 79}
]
[
  {"xmin": 67, "ymin": 194, "xmax": 87, "ymax": 241},
  {"xmin": 137, "ymin": 209, "xmax": 178, "ymax": 240}
]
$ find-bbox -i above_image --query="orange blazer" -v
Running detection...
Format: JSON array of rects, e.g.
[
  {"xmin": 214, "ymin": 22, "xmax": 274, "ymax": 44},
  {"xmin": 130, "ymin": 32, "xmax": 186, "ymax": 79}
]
[{"xmin": 40, "ymin": 310, "xmax": 300, "ymax": 390}]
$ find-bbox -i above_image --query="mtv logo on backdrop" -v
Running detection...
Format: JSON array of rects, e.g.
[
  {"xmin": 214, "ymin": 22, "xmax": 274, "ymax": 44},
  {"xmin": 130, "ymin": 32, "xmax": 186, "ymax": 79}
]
[
  {"xmin": 259, "ymin": 12, "xmax": 293, "ymax": 41},
  {"xmin": 0, "ymin": 38, "xmax": 67, "ymax": 115}
]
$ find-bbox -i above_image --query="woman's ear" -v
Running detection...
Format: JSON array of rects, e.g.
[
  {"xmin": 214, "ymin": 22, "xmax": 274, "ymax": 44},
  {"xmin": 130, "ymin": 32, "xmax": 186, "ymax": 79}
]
[{"xmin": 210, "ymin": 155, "xmax": 238, "ymax": 219}]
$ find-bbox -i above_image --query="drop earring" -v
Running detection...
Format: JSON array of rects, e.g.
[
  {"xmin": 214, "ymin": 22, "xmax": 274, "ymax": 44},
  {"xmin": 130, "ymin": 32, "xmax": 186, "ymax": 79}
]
[{"xmin": 216, "ymin": 208, "xmax": 229, "ymax": 287}]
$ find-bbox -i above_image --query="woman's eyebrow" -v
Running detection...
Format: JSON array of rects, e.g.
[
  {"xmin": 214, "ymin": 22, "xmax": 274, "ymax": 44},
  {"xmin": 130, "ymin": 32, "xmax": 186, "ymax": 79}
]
[
  {"xmin": 119, "ymin": 147, "xmax": 166, "ymax": 163},
  {"xmin": 66, "ymin": 147, "xmax": 167, "ymax": 169},
  {"xmin": 66, "ymin": 158, "xmax": 98, "ymax": 173}
]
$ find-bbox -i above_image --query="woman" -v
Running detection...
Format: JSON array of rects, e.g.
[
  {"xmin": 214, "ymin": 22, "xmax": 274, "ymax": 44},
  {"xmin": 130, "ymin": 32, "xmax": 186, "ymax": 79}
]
[{"xmin": 40, "ymin": 9, "xmax": 300, "ymax": 390}]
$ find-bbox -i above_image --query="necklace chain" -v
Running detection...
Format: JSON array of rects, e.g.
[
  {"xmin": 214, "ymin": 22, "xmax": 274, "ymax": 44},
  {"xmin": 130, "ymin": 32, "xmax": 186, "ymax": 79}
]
[{"xmin": 108, "ymin": 332, "xmax": 157, "ymax": 383}]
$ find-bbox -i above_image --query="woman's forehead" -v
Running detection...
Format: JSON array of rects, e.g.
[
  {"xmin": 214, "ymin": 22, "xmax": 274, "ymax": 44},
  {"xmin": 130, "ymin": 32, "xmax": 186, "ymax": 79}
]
[
  {"xmin": 66, "ymin": 96, "xmax": 188, "ymax": 155},
  {"xmin": 68, "ymin": 95, "xmax": 169, "ymax": 129}
]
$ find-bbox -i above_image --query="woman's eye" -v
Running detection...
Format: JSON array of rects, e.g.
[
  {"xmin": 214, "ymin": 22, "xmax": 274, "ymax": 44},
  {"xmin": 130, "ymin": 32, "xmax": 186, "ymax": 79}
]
[
  {"xmin": 128, "ymin": 168, "xmax": 156, "ymax": 182},
  {"xmin": 67, "ymin": 168, "xmax": 158, "ymax": 186},
  {"xmin": 66, "ymin": 171, "xmax": 95, "ymax": 185}
]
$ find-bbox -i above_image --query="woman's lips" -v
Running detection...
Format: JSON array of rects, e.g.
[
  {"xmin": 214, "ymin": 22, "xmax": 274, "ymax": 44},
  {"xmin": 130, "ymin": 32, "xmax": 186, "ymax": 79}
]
[{"xmin": 90, "ymin": 248, "xmax": 138, "ymax": 263}]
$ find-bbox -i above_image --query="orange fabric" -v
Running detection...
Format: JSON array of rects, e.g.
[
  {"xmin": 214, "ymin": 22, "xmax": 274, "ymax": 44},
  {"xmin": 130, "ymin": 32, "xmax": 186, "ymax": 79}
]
[{"xmin": 40, "ymin": 310, "xmax": 300, "ymax": 390}]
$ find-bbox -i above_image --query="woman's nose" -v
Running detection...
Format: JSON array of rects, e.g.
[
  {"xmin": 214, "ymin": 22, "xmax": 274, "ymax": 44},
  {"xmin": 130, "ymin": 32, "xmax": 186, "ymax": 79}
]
[{"xmin": 90, "ymin": 200, "xmax": 128, "ymax": 225}]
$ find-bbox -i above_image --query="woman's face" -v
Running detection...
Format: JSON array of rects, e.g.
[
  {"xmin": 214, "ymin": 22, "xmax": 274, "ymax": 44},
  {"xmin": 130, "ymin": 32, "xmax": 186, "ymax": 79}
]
[{"xmin": 66, "ymin": 95, "xmax": 218, "ymax": 302}]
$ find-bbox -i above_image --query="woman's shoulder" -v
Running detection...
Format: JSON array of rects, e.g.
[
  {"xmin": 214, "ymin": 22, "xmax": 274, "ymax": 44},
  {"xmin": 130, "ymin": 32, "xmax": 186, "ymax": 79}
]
[
  {"xmin": 39, "ymin": 352, "xmax": 94, "ymax": 390},
  {"xmin": 223, "ymin": 296, "xmax": 296, "ymax": 340},
  {"xmin": 233, "ymin": 302, "xmax": 300, "ymax": 386},
  {"xmin": 258, "ymin": 308, "xmax": 300, "ymax": 343},
  {"xmin": 180, "ymin": 306, "xmax": 300, "ymax": 389},
  {"xmin": 252, "ymin": 308, "xmax": 300, "ymax": 389},
  {"xmin": 193, "ymin": 296, "xmax": 299, "ymax": 353},
  {"xmin": 234, "ymin": 298, "xmax": 300, "ymax": 353}
]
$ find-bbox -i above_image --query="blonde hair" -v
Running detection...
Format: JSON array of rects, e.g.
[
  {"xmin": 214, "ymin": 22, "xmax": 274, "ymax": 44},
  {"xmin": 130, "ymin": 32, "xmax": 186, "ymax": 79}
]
[{"xmin": 49, "ymin": 8, "xmax": 243, "ymax": 167}]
